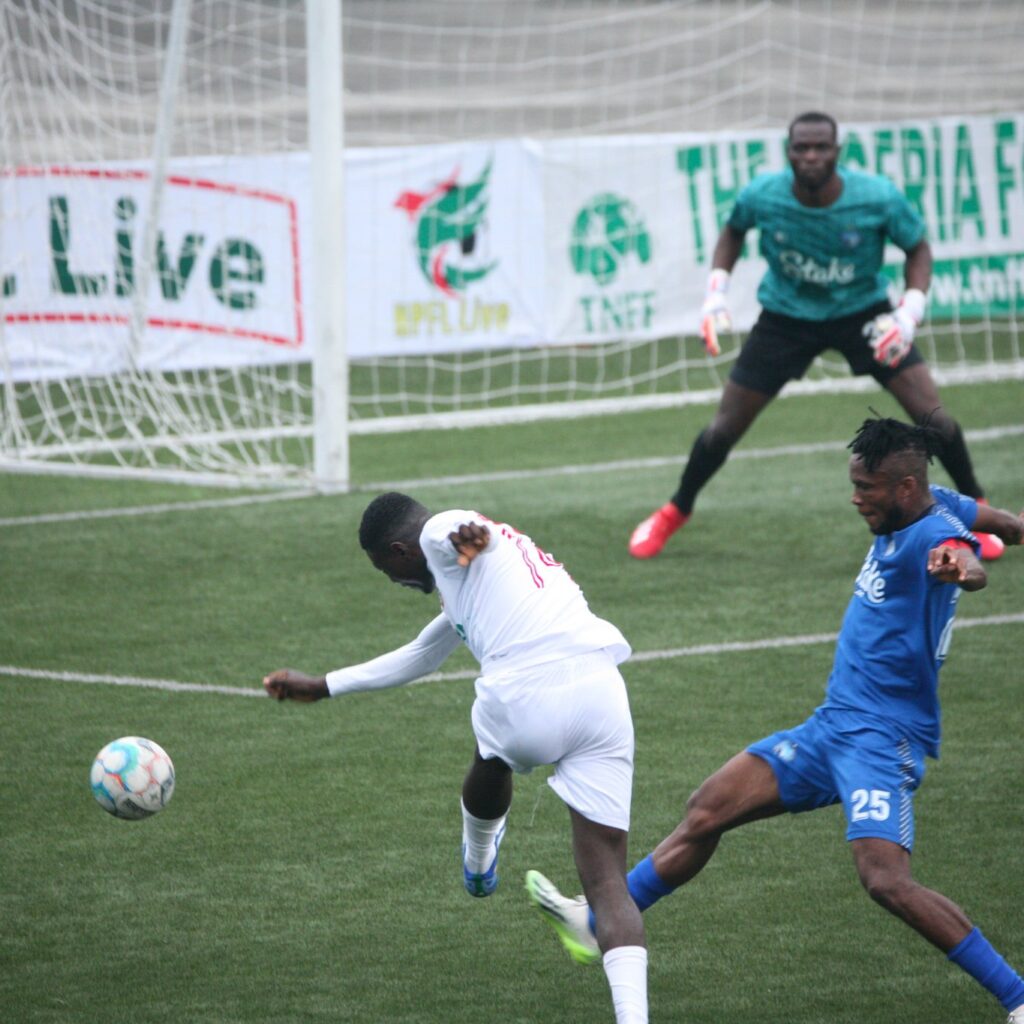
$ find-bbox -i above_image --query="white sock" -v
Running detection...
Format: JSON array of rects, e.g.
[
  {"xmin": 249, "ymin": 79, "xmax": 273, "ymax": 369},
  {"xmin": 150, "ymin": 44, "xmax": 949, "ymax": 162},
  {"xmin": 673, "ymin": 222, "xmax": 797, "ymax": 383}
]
[
  {"xmin": 460, "ymin": 801, "xmax": 506, "ymax": 874},
  {"xmin": 603, "ymin": 945, "xmax": 648, "ymax": 1024}
]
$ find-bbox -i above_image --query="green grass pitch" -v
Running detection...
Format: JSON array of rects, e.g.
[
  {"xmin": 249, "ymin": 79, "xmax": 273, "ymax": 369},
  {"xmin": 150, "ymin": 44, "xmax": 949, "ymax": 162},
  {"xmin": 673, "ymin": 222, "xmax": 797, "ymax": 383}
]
[{"xmin": 1, "ymin": 379, "xmax": 1022, "ymax": 1023}]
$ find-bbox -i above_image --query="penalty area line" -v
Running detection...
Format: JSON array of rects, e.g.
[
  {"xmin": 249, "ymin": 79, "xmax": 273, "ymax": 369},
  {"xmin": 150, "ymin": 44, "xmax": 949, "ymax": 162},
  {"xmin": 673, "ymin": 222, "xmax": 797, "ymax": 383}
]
[
  {"xmin": 2, "ymin": 424, "xmax": 1022, "ymax": 529},
  {"xmin": 0, "ymin": 666, "xmax": 266, "ymax": 698},
  {"xmin": 0, "ymin": 487, "xmax": 315, "ymax": 528},
  {"xmin": 2, "ymin": 612, "xmax": 1021, "ymax": 697},
  {"xmin": 363, "ymin": 423, "xmax": 1024, "ymax": 495}
]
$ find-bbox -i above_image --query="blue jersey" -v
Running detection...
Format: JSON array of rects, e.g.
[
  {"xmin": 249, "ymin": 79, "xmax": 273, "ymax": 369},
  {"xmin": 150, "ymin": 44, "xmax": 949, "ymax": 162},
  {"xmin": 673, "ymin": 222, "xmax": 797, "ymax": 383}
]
[
  {"xmin": 820, "ymin": 487, "xmax": 979, "ymax": 758},
  {"xmin": 728, "ymin": 167, "xmax": 925, "ymax": 320}
]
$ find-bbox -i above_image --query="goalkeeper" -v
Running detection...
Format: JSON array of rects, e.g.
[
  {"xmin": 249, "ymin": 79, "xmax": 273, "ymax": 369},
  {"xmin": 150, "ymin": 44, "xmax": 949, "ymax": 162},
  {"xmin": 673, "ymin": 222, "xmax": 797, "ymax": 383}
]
[{"xmin": 629, "ymin": 110, "xmax": 1005, "ymax": 562}]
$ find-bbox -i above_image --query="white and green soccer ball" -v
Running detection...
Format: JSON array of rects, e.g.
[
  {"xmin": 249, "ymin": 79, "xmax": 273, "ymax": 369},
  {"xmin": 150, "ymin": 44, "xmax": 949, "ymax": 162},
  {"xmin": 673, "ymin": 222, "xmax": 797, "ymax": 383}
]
[{"xmin": 90, "ymin": 736, "xmax": 175, "ymax": 820}]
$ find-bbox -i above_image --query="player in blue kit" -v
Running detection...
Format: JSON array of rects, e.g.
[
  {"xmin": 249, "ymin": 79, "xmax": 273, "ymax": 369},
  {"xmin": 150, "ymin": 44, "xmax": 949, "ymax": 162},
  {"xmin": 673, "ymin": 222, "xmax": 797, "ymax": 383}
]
[
  {"xmin": 529, "ymin": 417, "xmax": 1024, "ymax": 1022},
  {"xmin": 630, "ymin": 111, "xmax": 1006, "ymax": 561}
]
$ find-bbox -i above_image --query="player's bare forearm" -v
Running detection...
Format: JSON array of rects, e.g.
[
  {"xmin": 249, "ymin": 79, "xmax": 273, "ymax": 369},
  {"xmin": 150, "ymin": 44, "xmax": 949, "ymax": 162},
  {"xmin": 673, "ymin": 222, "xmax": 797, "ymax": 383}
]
[
  {"xmin": 449, "ymin": 522, "xmax": 491, "ymax": 567},
  {"xmin": 973, "ymin": 503, "xmax": 1024, "ymax": 546},
  {"xmin": 263, "ymin": 668, "xmax": 329, "ymax": 701},
  {"xmin": 710, "ymin": 225, "xmax": 745, "ymax": 272},
  {"xmin": 927, "ymin": 545, "xmax": 987, "ymax": 591},
  {"xmin": 903, "ymin": 239, "xmax": 933, "ymax": 293}
]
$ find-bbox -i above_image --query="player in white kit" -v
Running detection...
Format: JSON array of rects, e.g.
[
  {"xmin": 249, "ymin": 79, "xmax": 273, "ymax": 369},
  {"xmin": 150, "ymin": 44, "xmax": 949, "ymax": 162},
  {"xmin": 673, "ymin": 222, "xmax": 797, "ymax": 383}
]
[{"xmin": 263, "ymin": 492, "xmax": 648, "ymax": 1024}]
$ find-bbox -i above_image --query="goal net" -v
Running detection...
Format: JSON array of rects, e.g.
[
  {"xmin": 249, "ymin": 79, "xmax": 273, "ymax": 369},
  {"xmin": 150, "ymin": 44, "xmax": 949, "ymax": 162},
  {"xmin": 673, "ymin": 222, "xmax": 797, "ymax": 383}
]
[{"xmin": 2, "ymin": 1, "xmax": 1023, "ymax": 486}]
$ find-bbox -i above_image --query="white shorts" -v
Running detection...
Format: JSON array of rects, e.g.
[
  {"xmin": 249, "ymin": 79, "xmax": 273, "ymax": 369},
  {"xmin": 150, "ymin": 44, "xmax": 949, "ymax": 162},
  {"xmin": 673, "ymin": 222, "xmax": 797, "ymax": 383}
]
[{"xmin": 470, "ymin": 649, "xmax": 634, "ymax": 831}]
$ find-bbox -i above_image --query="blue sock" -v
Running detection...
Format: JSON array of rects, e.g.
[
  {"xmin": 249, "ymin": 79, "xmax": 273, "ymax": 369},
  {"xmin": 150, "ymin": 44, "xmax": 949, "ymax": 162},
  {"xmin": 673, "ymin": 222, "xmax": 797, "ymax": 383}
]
[
  {"xmin": 627, "ymin": 854, "xmax": 678, "ymax": 911},
  {"xmin": 948, "ymin": 927, "xmax": 1024, "ymax": 1011},
  {"xmin": 587, "ymin": 853, "xmax": 678, "ymax": 937}
]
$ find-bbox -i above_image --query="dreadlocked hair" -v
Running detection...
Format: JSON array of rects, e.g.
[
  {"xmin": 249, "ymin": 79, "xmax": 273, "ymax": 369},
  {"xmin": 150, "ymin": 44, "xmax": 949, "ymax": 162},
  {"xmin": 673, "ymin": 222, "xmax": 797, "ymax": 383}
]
[
  {"xmin": 847, "ymin": 415, "xmax": 945, "ymax": 474},
  {"xmin": 358, "ymin": 491, "xmax": 429, "ymax": 553}
]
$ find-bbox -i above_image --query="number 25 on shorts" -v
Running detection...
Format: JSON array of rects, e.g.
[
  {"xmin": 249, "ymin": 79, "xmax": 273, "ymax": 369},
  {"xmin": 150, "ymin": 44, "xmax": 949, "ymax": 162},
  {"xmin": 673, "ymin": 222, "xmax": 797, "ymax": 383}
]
[{"xmin": 850, "ymin": 788, "xmax": 891, "ymax": 822}]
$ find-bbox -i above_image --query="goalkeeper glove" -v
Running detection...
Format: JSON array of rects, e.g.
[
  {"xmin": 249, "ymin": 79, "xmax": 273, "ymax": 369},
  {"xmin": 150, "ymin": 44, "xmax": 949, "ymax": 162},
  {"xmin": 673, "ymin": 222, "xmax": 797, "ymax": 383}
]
[
  {"xmin": 700, "ymin": 268, "xmax": 732, "ymax": 356},
  {"xmin": 864, "ymin": 288, "xmax": 927, "ymax": 368}
]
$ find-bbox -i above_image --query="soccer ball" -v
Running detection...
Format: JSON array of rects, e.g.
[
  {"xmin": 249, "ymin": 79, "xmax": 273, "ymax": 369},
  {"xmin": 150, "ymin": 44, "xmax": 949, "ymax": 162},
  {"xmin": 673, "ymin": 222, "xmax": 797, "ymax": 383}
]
[{"xmin": 90, "ymin": 736, "xmax": 175, "ymax": 820}]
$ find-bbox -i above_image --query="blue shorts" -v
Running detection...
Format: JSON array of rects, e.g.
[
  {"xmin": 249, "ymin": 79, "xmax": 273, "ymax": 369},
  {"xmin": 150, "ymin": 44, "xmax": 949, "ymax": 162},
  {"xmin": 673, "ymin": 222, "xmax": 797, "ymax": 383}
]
[{"xmin": 747, "ymin": 708, "xmax": 926, "ymax": 850}]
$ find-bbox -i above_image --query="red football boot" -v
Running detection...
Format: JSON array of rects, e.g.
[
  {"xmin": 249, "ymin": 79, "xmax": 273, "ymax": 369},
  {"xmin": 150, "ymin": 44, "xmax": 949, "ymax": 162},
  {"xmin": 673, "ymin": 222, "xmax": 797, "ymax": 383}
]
[
  {"xmin": 975, "ymin": 498, "xmax": 1006, "ymax": 561},
  {"xmin": 628, "ymin": 502, "xmax": 689, "ymax": 559}
]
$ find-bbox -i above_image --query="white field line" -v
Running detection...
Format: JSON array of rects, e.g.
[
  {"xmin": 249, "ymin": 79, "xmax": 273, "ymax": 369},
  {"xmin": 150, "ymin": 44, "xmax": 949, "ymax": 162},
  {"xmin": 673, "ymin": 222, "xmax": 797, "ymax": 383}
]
[
  {"xmin": 0, "ymin": 488, "xmax": 315, "ymax": 527},
  {"xmin": 2, "ymin": 612, "xmax": 1021, "ymax": 698},
  {"xmin": 368, "ymin": 424, "xmax": 1024, "ymax": 493},
  {"xmin": 3, "ymin": 423, "xmax": 1023, "ymax": 529}
]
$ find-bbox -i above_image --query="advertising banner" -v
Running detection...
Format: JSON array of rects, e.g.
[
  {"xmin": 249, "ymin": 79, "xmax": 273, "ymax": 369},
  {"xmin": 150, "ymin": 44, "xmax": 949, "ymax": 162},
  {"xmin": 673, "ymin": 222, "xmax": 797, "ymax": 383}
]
[
  {"xmin": 543, "ymin": 135, "xmax": 689, "ymax": 343},
  {"xmin": 1, "ymin": 157, "xmax": 306, "ymax": 380},
  {"xmin": 674, "ymin": 113, "xmax": 1024, "ymax": 322},
  {"xmin": 345, "ymin": 139, "xmax": 546, "ymax": 356},
  {"xmin": 2, "ymin": 112, "xmax": 1022, "ymax": 381}
]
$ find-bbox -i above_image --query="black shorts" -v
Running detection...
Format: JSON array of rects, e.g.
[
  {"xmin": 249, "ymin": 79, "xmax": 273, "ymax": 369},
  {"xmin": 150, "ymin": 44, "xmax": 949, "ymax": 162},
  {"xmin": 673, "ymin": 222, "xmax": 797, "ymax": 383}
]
[{"xmin": 729, "ymin": 300, "xmax": 925, "ymax": 397}]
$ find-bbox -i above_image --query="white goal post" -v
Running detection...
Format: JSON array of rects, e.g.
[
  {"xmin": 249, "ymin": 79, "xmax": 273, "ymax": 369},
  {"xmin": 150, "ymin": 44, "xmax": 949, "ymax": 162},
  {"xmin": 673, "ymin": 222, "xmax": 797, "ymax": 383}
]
[
  {"xmin": 1, "ymin": 0, "xmax": 350, "ymax": 488},
  {"xmin": 2, "ymin": 1, "xmax": 1023, "ymax": 488},
  {"xmin": 306, "ymin": 0, "xmax": 347, "ymax": 491}
]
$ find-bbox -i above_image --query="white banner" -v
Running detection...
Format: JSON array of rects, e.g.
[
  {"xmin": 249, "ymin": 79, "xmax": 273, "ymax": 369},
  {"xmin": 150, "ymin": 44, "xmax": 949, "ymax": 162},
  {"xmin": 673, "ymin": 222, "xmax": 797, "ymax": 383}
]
[
  {"xmin": 1, "ymin": 157, "xmax": 306, "ymax": 380},
  {"xmin": 345, "ymin": 139, "xmax": 546, "ymax": 356},
  {"xmin": 544, "ymin": 135, "xmax": 689, "ymax": 342},
  {"xmin": 3, "ymin": 112, "xmax": 1023, "ymax": 382}
]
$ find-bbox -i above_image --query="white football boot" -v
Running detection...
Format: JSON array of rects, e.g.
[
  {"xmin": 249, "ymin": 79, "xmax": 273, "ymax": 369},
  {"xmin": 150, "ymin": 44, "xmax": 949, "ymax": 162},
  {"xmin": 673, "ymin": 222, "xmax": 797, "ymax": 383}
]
[{"xmin": 525, "ymin": 869, "xmax": 600, "ymax": 966}]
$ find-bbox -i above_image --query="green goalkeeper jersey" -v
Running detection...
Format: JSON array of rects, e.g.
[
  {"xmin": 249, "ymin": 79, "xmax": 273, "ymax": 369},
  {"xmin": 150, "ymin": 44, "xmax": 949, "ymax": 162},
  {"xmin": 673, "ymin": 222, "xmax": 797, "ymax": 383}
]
[{"xmin": 728, "ymin": 166, "xmax": 925, "ymax": 321}]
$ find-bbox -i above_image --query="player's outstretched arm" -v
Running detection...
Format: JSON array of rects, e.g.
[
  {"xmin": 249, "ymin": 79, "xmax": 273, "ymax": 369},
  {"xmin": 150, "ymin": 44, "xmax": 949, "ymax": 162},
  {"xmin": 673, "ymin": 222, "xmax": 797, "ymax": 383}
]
[
  {"xmin": 699, "ymin": 226, "xmax": 745, "ymax": 356},
  {"xmin": 973, "ymin": 503, "xmax": 1024, "ymax": 547},
  {"xmin": 710, "ymin": 223, "xmax": 745, "ymax": 274},
  {"xmin": 927, "ymin": 544, "xmax": 987, "ymax": 592},
  {"xmin": 903, "ymin": 238, "xmax": 933, "ymax": 295},
  {"xmin": 449, "ymin": 522, "xmax": 491, "ymax": 567},
  {"xmin": 263, "ymin": 669, "xmax": 329, "ymax": 701}
]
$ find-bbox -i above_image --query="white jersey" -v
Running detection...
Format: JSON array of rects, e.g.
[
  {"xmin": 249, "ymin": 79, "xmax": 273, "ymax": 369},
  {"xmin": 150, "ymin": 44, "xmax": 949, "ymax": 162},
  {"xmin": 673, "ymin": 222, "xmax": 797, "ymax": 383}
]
[
  {"xmin": 421, "ymin": 510, "xmax": 630, "ymax": 676},
  {"xmin": 325, "ymin": 509, "xmax": 629, "ymax": 696}
]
